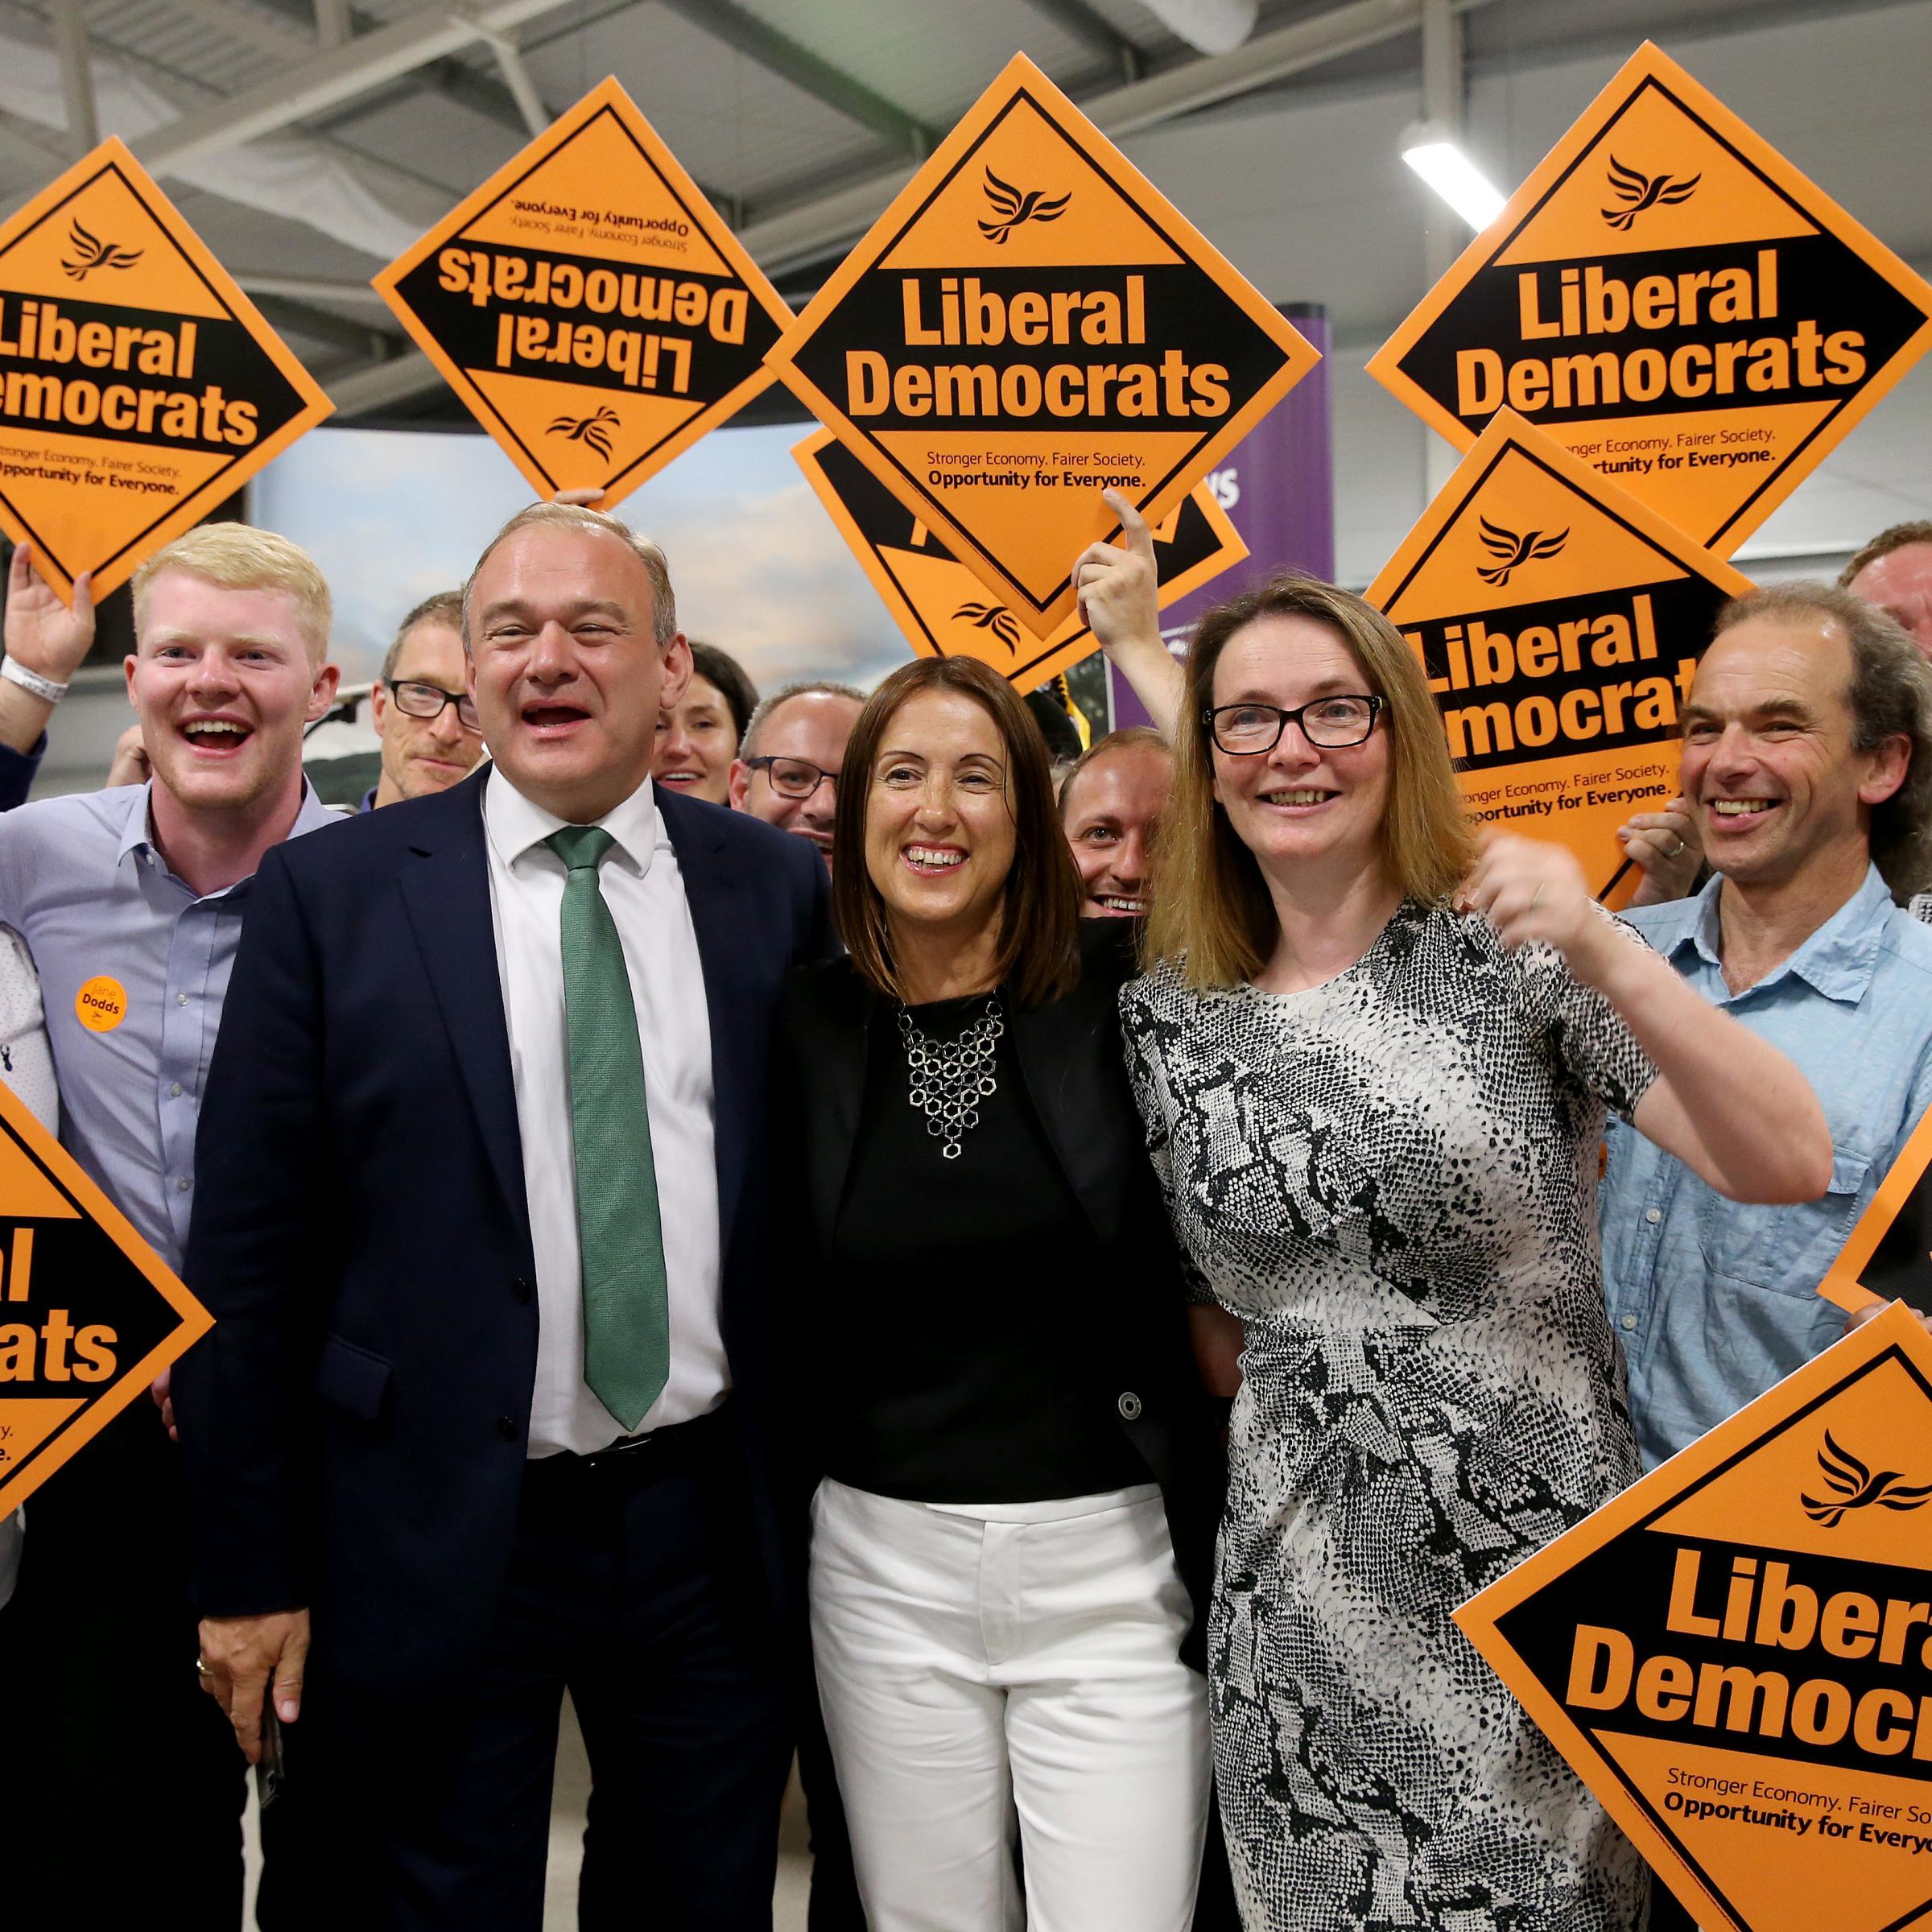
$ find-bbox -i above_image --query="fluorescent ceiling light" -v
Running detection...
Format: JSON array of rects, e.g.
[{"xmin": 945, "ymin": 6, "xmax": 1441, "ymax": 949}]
[{"xmin": 1401, "ymin": 125, "xmax": 1507, "ymax": 230}]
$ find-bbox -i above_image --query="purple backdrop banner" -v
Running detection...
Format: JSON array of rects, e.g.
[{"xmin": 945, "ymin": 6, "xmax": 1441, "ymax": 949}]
[{"xmin": 1109, "ymin": 303, "xmax": 1333, "ymax": 729}]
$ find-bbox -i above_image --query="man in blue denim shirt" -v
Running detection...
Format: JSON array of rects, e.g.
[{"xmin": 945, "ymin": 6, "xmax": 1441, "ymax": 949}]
[{"xmin": 1602, "ymin": 582, "xmax": 1932, "ymax": 1480}]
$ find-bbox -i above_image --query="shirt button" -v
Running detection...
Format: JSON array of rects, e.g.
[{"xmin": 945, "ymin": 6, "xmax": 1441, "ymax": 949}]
[
  {"xmin": 177, "ymin": 992, "xmax": 189, "ymax": 1005},
  {"xmin": 175, "ymin": 1176, "xmax": 191, "ymax": 1193},
  {"xmin": 1620, "ymin": 1314, "xmax": 1638, "ymax": 1331},
  {"xmin": 496, "ymin": 1415, "xmax": 519, "ymax": 1442},
  {"xmin": 170, "ymin": 1083, "xmax": 184, "ymax": 1098},
  {"xmin": 1116, "ymin": 1391, "xmax": 1143, "ymax": 1422},
  {"xmin": 1645, "ymin": 1208, "xmax": 1662, "ymax": 1224},
  {"xmin": 511, "ymin": 1277, "xmax": 533, "ymax": 1304}
]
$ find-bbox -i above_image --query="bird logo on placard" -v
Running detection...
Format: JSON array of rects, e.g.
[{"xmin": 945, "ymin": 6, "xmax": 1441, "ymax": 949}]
[
  {"xmin": 952, "ymin": 601, "xmax": 1023, "ymax": 654},
  {"xmin": 978, "ymin": 167, "xmax": 1071, "ymax": 245},
  {"xmin": 1601, "ymin": 156, "xmax": 1701, "ymax": 231},
  {"xmin": 1476, "ymin": 517, "xmax": 1568, "ymax": 587},
  {"xmin": 547, "ymin": 406, "xmax": 620, "ymax": 461},
  {"xmin": 1801, "ymin": 1430, "xmax": 1932, "ymax": 1528},
  {"xmin": 61, "ymin": 218, "xmax": 142, "ymax": 281}
]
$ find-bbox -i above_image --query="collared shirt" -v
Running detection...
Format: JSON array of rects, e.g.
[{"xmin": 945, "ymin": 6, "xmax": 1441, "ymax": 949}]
[
  {"xmin": 481, "ymin": 767, "xmax": 724, "ymax": 1457},
  {"xmin": 1601, "ymin": 865, "xmax": 1932, "ymax": 1468},
  {"xmin": 0, "ymin": 779, "xmax": 343, "ymax": 1274}
]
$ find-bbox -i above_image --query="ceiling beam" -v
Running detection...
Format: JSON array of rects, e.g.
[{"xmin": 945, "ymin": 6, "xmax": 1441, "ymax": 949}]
[
  {"xmin": 327, "ymin": 345, "xmax": 437, "ymax": 415},
  {"xmin": 650, "ymin": 0, "xmax": 937, "ymax": 158},
  {"xmin": 1020, "ymin": 0, "xmax": 1145, "ymax": 81},
  {"xmin": 50, "ymin": 0, "xmax": 99, "ymax": 147},
  {"xmin": 249, "ymin": 287, "xmax": 401, "ymax": 357},
  {"xmin": 129, "ymin": 0, "xmax": 587, "ymax": 177}
]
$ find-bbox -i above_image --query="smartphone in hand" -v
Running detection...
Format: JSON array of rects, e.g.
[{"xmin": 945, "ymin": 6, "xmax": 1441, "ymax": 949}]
[{"xmin": 256, "ymin": 1703, "xmax": 284, "ymax": 1809}]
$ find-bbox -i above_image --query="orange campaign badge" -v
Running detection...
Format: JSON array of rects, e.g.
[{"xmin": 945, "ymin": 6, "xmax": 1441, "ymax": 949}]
[
  {"xmin": 0, "ymin": 1078, "xmax": 209, "ymax": 1516},
  {"xmin": 794, "ymin": 426, "xmax": 1246, "ymax": 696},
  {"xmin": 1455, "ymin": 1305, "xmax": 1932, "ymax": 1932},
  {"xmin": 1366, "ymin": 410, "xmax": 1751, "ymax": 904},
  {"xmin": 766, "ymin": 52, "xmax": 1319, "ymax": 640},
  {"xmin": 374, "ymin": 77, "xmax": 794, "ymax": 508},
  {"xmin": 1365, "ymin": 41, "xmax": 1932, "ymax": 557},
  {"xmin": 0, "ymin": 137, "xmax": 332, "ymax": 604}
]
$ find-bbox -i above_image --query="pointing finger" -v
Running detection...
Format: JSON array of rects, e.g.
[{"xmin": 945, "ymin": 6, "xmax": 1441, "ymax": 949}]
[{"xmin": 1102, "ymin": 485, "xmax": 1155, "ymax": 567}]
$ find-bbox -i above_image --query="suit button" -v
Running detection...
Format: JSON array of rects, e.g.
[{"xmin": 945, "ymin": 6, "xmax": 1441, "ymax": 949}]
[
  {"xmin": 511, "ymin": 1277, "xmax": 533, "ymax": 1304},
  {"xmin": 1117, "ymin": 1391, "xmax": 1143, "ymax": 1422},
  {"xmin": 496, "ymin": 1415, "xmax": 519, "ymax": 1441}
]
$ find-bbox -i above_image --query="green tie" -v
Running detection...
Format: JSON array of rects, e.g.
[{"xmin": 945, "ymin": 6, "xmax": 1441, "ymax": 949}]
[{"xmin": 545, "ymin": 825, "xmax": 669, "ymax": 1430}]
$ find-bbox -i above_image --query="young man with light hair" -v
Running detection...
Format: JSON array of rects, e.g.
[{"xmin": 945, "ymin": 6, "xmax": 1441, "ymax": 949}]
[
  {"xmin": 727, "ymin": 678, "xmax": 865, "ymax": 869},
  {"xmin": 364, "ymin": 588, "xmax": 485, "ymax": 810},
  {"xmin": 0, "ymin": 517, "xmax": 342, "ymax": 1929}
]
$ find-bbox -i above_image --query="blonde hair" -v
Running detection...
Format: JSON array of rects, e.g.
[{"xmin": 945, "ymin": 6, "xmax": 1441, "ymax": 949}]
[
  {"xmin": 131, "ymin": 522, "xmax": 332, "ymax": 663},
  {"xmin": 1146, "ymin": 571, "xmax": 1477, "ymax": 988},
  {"xmin": 462, "ymin": 502, "xmax": 676, "ymax": 646}
]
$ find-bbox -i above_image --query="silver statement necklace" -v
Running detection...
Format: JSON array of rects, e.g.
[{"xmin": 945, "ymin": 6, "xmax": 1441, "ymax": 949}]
[{"xmin": 898, "ymin": 995, "xmax": 1005, "ymax": 1160}]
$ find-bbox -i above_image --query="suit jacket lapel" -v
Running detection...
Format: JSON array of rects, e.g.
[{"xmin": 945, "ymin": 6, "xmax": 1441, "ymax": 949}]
[
  {"xmin": 398, "ymin": 770, "xmax": 530, "ymax": 1253},
  {"xmin": 1009, "ymin": 982, "xmax": 1117, "ymax": 1241}
]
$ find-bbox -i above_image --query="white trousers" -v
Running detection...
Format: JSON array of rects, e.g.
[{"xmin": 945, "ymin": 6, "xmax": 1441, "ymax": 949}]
[{"xmin": 809, "ymin": 1478, "xmax": 1210, "ymax": 1932}]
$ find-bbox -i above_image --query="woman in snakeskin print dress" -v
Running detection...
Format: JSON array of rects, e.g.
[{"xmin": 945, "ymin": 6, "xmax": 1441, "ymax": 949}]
[{"xmin": 1084, "ymin": 563, "xmax": 1831, "ymax": 1932}]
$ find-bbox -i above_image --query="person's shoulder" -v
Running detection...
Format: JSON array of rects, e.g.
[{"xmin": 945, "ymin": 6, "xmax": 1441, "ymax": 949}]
[
  {"xmin": 274, "ymin": 774, "xmax": 481, "ymax": 884},
  {"xmin": 778, "ymin": 952, "xmax": 867, "ymax": 1032},
  {"xmin": 0, "ymin": 783, "xmax": 137, "ymax": 843},
  {"xmin": 1120, "ymin": 950, "xmax": 1191, "ymax": 1022},
  {"xmin": 1075, "ymin": 914, "xmax": 1144, "ymax": 992},
  {"xmin": 1875, "ymin": 898, "xmax": 1932, "ymax": 981},
  {"xmin": 661, "ymin": 788, "xmax": 816, "ymax": 884}
]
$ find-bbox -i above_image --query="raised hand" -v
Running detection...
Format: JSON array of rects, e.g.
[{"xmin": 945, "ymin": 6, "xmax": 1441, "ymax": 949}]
[{"xmin": 1074, "ymin": 486, "xmax": 1180, "ymax": 737}]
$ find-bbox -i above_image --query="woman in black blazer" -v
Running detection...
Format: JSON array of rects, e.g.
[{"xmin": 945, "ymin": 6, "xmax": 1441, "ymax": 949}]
[{"xmin": 774, "ymin": 654, "xmax": 1220, "ymax": 1932}]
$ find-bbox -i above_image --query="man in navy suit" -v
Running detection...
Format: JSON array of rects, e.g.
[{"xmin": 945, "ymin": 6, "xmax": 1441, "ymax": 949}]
[{"xmin": 175, "ymin": 502, "xmax": 833, "ymax": 1930}]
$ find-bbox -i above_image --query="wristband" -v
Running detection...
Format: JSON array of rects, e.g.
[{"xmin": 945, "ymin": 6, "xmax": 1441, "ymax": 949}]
[{"xmin": 1, "ymin": 657, "xmax": 68, "ymax": 706}]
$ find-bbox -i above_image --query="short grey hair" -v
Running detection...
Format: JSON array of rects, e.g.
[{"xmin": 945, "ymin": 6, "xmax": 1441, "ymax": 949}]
[
  {"xmin": 1713, "ymin": 580, "xmax": 1932, "ymax": 900},
  {"xmin": 461, "ymin": 502, "xmax": 676, "ymax": 648},
  {"xmin": 381, "ymin": 589, "xmax": 464, "ymax": 684},
  {"xmin": 741, "ymin": 679, "xmax": 865, "ymax": 758}
]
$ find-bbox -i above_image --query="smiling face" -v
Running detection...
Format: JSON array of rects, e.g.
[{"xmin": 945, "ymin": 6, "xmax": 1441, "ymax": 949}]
[
  {"xmin": 1847, "ymin": 542, "xmax": 1932, "ymax": 657},
  {"xmin": 1680, "ymin": 613, "xmax": 1904, "ymax": 890},
  {"xmin": 653, "ymin": 675, "xmax": 738, "ymax": 803},
  {"xmin": 369, "ymin": 619, "xmax": 482, "ymax": 805},
  {"xmin": 728, "ymin": 688, "xmax": 863, "ymax": 868},
  {"xmin": 1062, "ymin": 741, "xmax": 1172, "ymax": 918},
  {"xmin": 126, "ymin": 570, "xmax": 337, "ymax": 819},
  {"xmin": 1208, "ymin": 613, "xmax": 1391, "ymax": 888},
  {"xmin": 862, "ymin": 686, "xmax": 1017, "ymax": 953},
  {"xmin": 469, "ymin": 524, "xmax": 689, "ymax": 824}
]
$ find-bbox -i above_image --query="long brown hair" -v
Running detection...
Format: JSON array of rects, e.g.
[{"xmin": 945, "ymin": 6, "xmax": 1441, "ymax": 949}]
[
  {"xmin": 1146, "ymin": 571, "xmax": 1476, "ymax": 988},
  {"xmin": 832, "ymin": 657, "xmax": 1080, "ymax": 1006}
]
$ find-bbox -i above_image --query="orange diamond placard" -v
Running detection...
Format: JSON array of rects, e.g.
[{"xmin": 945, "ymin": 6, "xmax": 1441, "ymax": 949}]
[
  {"xmin": 1457, "ymin": 1306, "xmax": 1932, "ymax": 1932},
  {"xmin": 795, "ymin": 426, "xmax": 1245, "ymax": 695},
  {"xmin": 0, "ymin": 1079, "xmax": 209, "ymax": 1515},
  {"xmin": 1367, "ymin": 411, "xmax": 1750, "ymax": 905},
  {"xmin": 1816, "ymin": 1106, "xmax": 1932, "ymax": 1321},
  {"xmin": 374, "ymin": 78, "xmax": 793, "ymax": 508},
  {"xmin": 767, "ymin": 52, "xmax": 1318, "ymax": 639},
  {"xmin": 1367, "ymin": 41, "xmax": 1932, "ymax": 557},
  {"xmin": 0, "ymin": 137, "xmax": 331, "ymax": 604}
]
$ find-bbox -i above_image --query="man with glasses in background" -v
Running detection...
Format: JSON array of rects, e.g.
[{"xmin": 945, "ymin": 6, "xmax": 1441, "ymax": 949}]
[
  {"xmin": 363, "ymin": 590, "xmax": 485, "ymax": 810},
  {"xmin": 728, "ymin": 680, "xmax": 864, "ymax": 871}
]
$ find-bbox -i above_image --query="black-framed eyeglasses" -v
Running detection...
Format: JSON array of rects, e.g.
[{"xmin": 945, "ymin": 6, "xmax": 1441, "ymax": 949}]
[
  {"xmin": 389, "ymin": 679, "xmax": 481, "ymax": 731},
  {"xmin": 1206, "ymin": 694, "xmax": 1383, "ymax": 755},
  {"xmin": 746, "ymin": 754, "xmax": 840, "ymax": 800}
]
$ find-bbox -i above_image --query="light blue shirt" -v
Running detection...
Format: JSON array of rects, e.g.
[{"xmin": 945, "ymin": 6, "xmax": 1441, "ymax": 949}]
[
  {"xmin": 0, "ymin": 780, "xmax": 342, "ymax": 1274},
  {"xmin": 1600, "ymin": 864, "xmax": 1932, "ymax": 1469}
]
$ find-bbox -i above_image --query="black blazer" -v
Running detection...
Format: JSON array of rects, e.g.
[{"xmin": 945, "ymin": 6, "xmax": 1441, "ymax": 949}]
[
  {"xmin": 773, "ymin": 923, "xmax": 1223, "ymax": 1660},
  {"xmin": 174, "ymin": 769, "xmax": 833, "ymax": 1701}
]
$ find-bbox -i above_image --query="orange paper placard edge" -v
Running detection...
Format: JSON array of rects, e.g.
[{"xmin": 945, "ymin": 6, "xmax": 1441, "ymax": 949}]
[
  {"xmin": 1365, "ymin": 40, "xmax": 1932, "ymax": 558},
  {"xmin": 1366, "ymin": 410, "xmax": 1751, "ymax": 905},
  {"xmin": 1456, "ymin": 1305, "xmax": 1932, "ymax": 1932},
  {"xmin": 0, "ymin": 136, "xmax": 332, "ymax": 603},
  {"xmin": 0, "ymin": 1075, "xmax": 210, "ymax": 1516},
  {"xmin": 794, "ymin": 426, "xmax": 1246, "ymax": 696},
  {"xmin": 372, "ymin": 77, "xmax": 794, "ymax": 509},
  {"xmin": 766, "ymin": 52, "xmax": 1318, "ymax": 640},
  {"xmin": 1815, "ymin": 1104, "xmax": 1932, "ymax": 1318}
]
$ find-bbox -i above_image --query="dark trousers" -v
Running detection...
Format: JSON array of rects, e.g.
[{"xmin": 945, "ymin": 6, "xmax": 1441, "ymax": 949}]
[
  {"xmin": 295, "ymin": 1410, "xmax": 794, "ymax": 1931},
  {"xmin": 0, "ymin": 1402, "xmax": 247, "ymax": 1926}
]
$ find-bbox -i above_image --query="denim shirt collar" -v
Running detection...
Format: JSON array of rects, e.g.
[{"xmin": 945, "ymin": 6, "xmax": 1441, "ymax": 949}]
[{"xmin": 1659, "ymin": 862, "xmax": 1895, "ymax": 1006}]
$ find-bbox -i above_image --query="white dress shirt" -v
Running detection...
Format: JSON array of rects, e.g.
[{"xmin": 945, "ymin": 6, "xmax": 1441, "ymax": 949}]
[{"xmin": 481, "ymin": 770, "xmax": 727, "ymax": 1456}]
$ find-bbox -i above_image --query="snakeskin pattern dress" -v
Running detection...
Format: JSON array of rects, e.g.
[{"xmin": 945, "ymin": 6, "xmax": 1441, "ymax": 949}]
[{"xmin": 1121, "ymin": 902, "xmax": 1655, "ymax": 1932}]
